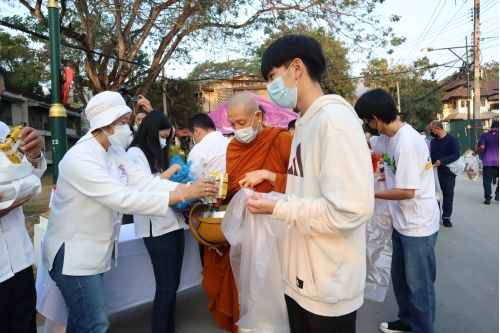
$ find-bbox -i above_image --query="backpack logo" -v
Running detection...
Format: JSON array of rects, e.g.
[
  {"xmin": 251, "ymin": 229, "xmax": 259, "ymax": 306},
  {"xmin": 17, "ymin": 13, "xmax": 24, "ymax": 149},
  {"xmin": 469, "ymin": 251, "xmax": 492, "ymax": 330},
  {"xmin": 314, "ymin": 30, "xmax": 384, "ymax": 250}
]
[{"xmin": 288, "ymin": 143, "xmax": 304, "ymax": 177}]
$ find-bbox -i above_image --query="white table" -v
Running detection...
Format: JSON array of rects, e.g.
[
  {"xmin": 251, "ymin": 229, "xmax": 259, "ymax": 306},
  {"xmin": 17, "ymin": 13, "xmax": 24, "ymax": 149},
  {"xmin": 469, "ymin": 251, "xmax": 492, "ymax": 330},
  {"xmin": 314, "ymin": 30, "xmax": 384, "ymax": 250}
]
[{"xmin": 35, "ymin": 224, "xmax": 202, "ymax": 331}]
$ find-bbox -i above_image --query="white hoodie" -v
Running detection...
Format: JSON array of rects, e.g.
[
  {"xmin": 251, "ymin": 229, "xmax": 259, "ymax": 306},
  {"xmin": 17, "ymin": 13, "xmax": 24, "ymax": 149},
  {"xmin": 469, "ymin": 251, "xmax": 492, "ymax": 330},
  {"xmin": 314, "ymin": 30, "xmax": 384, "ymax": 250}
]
[{"xmin": 272, "ymin": 95, "xmax": 374, "ymax": 317}]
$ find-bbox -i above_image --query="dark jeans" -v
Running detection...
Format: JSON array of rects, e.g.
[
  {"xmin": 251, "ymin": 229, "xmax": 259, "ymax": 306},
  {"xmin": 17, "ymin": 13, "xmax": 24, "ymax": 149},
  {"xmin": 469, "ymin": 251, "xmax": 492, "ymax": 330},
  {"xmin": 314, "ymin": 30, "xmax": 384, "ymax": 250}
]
[
  {"xmin": 285, "ymin": 294, "xmax": 357, "ymax": 333},
  {"xmin": 438, "ymin": 175, "xmax": 456, "ymax": 219},
  {"xmin": 392, "ymin": 229, "xmax": 438, "ymax": 333},
  {"xmin": 483, "ymin": 166, "xmax": 499, "ymax": 199},
  {"xmin": 49, "ymin": 244, "xmax": 109, "ymax": 333},
  {"xmin": 143, "ymin": 228, "xmax": 185, "ymax": 333},
  {"xmin": 0, "ymin": 266, "xmax": 37, "ymax": 333}
]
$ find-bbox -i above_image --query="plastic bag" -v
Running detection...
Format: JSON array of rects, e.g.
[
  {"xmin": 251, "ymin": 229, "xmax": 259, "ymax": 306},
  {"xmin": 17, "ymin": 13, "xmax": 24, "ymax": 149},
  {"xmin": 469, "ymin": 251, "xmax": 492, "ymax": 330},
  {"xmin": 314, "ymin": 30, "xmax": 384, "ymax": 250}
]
[
  {"xmin": 169, "ymin": 155, "xmax": 197, "ymax": 209},
  {"xmin": 434, "ymin": 167, "xmax": 443, "ymax": 202},
  {"xmin": 465, "ymin": 155, "xmax": 480, "ymax": 181},
  {"xmin": 222, "ymin": 189, "xmax": 290, "ymax": 333},
  {"xmin": 447, "ymin": 156, "xmax": 466, "ymax": 176},
  {"xmin": 364, "ymin": 179, "xmax": 393, "ymax": 302}
]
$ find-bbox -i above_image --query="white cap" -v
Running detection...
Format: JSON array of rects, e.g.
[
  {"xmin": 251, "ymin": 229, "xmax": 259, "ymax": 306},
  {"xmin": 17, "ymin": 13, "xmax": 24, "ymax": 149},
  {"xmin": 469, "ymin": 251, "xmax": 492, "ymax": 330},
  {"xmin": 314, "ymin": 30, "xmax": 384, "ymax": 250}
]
[{"xmin": 85, "ymin": 91, "xmax": 132, "ymax": 132}]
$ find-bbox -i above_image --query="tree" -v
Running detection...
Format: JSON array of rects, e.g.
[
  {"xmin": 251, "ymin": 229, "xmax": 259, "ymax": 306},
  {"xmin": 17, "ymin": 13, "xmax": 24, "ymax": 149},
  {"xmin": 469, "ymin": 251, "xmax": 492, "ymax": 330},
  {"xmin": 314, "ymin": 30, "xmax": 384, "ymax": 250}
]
[
  {"xmin": 253, "ymin": 23, "xmax": 357, "ymax": 102},
  {"xmin": 3, "ymin": 0, "xmax": 403, "ymax": 102},
  {"xmin": 482, "ymin": 60, "xmax": 499, "ymax": 80},
  {"xmin": 0, "ymin": 30, "xmax": 46, "ymax": 95},
  {"xmin": 188, "ymin": 58, "xmax": 260, "ymax": 81},
  {"xmin": 361, "ymin": 57, "xmax": 444, "ymax": 126}
]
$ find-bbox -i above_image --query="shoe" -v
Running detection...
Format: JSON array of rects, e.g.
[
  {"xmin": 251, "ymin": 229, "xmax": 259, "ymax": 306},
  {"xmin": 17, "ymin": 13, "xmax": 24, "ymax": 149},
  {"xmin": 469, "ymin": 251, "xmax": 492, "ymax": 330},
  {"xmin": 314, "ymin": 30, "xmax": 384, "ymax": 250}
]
[
  {"xmin": 484, "ymin": 199, "xmax": 491, "ymax": 205},
  {"xmin": 443, "ymin": 219, "xmax": 452, "ymax": 227},
  {"xmin": 495, "ymin": 194, "xmax": 499, "ymax": 201},
  {"xmin": 379, "ymin": 320, "xmax": 412, "ymax": 333}
]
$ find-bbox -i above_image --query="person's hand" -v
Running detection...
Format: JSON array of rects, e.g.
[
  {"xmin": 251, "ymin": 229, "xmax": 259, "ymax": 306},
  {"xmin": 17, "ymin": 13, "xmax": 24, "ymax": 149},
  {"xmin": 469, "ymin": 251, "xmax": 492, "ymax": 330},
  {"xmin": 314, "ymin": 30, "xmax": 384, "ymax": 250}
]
[
  {"xmin": 185, "ymin": 178, "xmax": 219, "ymax": 200},
  {"xmin": 169, "ymin": 164, "xmax": 181, "ymax": 174},
  {"xmin": 378, "ymin": 172, "xmax": 386, "ymax": 182},
  {"xmin": 136, "ymin": 95, "xmax": 154, "ymax": 112},
  {"xmin": 472, "ymin": 152, "xmax": 477, "ymax": 157},
  {"xmin": 434, "ymin": 160, "xmax": 441, "ymax": 167},
  {"xmin": 18, "ymin": 127, "xmax": 44, "ymax": 159},
  {"xmin": 239, "ymin": 170, "xmax": 271, "ymax": 190},
  {"xmin": 0, "ymin": 195, "xmax": 33, "ymax": 218},
  {"xmin": 245, "ymin": 197, "xmax": 277, "ymax": 215}
]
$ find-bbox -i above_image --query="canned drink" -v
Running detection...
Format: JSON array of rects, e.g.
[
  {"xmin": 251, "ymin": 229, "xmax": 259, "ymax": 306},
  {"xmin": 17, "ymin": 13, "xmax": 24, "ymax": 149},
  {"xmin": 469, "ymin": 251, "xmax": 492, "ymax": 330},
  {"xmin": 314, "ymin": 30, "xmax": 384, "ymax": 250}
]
[{"xmin": 0, "ymin": 125, "xmax": 25, "ymax": 164}]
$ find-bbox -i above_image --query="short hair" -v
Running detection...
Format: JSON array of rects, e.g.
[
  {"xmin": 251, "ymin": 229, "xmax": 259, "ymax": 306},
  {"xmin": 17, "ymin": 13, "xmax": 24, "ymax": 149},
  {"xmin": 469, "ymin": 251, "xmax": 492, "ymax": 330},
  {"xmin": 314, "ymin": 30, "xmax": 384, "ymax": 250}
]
[
  {"xmin": 261, "ymin": 35, "xmax": 326, "ymax": 83},
  {"xmin": 287, "ymin": 119, "xmax": 296, "ymax": 130},
  {"xmin": 430, "ymin": 120, "xmax": 443, "ymax": 129},
  {"xmin": 491, "ymin": 121, "xmax": 499, "ymax": 129},
  {"xmin": 396, "ymin": 113, "xmax": 407, "ymax": 123},
  {"xmin": 354, "ymin": 88, "xmax": 398, "ymax": 124},
  {"xmin": 188, "ymin": 113, "xmax": 216, "ymax": 132}
]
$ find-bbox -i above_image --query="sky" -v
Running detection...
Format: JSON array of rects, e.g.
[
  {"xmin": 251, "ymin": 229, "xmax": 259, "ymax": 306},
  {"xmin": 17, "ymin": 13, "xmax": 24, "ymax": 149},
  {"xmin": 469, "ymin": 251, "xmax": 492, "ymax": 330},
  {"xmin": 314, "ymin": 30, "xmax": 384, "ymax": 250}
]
[{"xmin": 0, "ymin": 0, "xmax": 498, "ymax": 81}]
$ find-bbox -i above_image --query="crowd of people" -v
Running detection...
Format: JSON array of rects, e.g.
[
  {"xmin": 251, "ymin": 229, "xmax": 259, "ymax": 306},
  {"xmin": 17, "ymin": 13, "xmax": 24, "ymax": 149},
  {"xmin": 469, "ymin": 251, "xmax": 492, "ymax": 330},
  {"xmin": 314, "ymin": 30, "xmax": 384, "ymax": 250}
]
[{"xmin": 0, "ymin": 33, "xmax": 498, "ymax": 333}]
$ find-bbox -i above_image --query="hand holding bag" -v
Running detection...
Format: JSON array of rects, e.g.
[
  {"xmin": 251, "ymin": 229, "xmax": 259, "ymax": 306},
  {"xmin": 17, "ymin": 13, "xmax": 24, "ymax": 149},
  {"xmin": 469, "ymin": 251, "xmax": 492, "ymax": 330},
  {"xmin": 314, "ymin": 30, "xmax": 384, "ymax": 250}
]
[{"xmin": 0, "ymin": 161, "xmax": 41, "ymax": 210}]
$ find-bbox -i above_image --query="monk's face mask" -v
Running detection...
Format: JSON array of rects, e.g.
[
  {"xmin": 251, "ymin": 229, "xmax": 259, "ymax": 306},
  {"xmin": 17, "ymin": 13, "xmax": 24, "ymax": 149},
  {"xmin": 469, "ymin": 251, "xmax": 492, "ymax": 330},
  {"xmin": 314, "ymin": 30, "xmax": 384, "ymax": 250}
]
[{"xmin": 234, "ymin": 112, "xmax": 258, "ymax": 144}]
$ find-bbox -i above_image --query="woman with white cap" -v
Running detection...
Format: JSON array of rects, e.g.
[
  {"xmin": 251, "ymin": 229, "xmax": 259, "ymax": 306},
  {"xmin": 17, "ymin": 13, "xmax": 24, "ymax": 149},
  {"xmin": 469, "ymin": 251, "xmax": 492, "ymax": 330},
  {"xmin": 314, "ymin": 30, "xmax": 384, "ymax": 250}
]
[{"xmin": 42, "ymin": 91, "xmax": 218, "ymax": 333}]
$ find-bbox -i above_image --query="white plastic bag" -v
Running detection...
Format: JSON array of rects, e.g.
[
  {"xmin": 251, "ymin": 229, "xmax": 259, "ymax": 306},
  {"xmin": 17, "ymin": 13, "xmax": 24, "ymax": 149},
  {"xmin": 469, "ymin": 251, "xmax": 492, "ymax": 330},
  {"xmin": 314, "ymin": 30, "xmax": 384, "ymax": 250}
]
[
  {"xmin": 434, "ymin": 167, "xmax": 443, "ymax": 202},
  {"xmin": 447, "ymin": 156, "xmax": 466, "ymax": 176},
  {"xmin": 222, "ymin": 189, "xmax": 290, "ymax": 333},
  {"xmin": 364, "ymin": 179, "xmax": 393, "ymax": 302},
  {"xmin": 466, "ymin": 155, "xmax": 480, "ymax": 181},
  {"xmin": 0, "ymin": 161, "xmax": 41, "ymax": 210}
]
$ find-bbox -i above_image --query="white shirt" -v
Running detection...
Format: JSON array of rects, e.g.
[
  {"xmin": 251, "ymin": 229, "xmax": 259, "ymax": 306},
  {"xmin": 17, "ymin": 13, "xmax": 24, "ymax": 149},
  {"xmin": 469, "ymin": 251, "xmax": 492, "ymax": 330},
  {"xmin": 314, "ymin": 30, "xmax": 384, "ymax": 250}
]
[
  {"xmin": 0, "ymin": 122, "xmax": 47, "ymax": 283},
  {"xmin": 43, "ymin": 131, "xmax": 174, "ymax": 276},
  {"xmin": 127, "ymin": 147, "xmax": 185, "ymax": 237},
  {"xmin": 371, "ymin": 124, "xmax": 440, "ymax": 237},
  {"xmin": 187, "ymin": 131, "xmax": 229, "ymax": 180}
]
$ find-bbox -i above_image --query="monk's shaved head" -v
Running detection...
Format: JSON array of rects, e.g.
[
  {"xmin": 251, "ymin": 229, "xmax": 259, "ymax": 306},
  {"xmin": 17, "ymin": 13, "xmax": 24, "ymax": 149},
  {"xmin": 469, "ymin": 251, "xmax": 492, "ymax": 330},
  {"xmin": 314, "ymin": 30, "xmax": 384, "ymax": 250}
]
[{"xmin": 227, "ymin": 92, "xmax": 259, "ymax": 116}]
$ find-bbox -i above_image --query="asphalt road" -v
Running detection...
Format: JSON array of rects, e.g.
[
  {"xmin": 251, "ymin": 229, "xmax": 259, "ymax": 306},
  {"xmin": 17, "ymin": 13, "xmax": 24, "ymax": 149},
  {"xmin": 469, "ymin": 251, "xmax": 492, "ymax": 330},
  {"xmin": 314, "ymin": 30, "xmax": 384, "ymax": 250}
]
[{"xmin": 101, "ymin": 175, "xmax": 499, "ymax": 333}]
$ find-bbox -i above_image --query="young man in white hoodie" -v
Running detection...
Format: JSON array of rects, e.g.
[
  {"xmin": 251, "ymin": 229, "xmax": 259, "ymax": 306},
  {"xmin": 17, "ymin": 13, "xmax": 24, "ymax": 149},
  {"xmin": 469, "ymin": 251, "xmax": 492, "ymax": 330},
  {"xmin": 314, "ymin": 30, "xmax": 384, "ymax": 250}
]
[
  {"xmin": 355, "ymin": 89, "xmax": 440, "ymax": 333},
  {"xmin": 246, "ymin": 35, "xmax": 374, "ymax": 333}
]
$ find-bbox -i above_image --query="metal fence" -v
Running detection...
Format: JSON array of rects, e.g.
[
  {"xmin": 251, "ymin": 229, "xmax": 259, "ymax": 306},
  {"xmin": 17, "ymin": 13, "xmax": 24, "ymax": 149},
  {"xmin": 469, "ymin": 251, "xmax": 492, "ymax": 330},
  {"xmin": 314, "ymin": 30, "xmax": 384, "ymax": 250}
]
[{"xmin": 447, "ymin": 119, "xmax": 483, "ymax": 154}]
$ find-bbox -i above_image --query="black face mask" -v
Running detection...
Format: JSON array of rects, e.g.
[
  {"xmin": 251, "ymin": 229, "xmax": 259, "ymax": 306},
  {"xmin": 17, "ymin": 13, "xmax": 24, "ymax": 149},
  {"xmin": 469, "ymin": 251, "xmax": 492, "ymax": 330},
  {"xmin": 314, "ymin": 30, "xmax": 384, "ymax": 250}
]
[
  {"xmin": 364, "ymin": 123, "xmax": 379, "ymax": 136},
  {"xmin": 0, "ymin": 100, "xmax": 4, "ymax": 118},
  {"xmin": 430, "ymin": 131, "xmax": 438, "ymax": 138}
]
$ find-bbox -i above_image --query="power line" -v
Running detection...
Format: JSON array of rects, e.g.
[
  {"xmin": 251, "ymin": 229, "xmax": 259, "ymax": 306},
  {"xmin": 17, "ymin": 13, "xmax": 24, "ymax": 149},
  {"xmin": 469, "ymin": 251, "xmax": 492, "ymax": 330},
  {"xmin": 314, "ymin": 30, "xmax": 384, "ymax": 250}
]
[{"xmin": 0, "ymin": 20, "xmax": 146, "ymax": 67}]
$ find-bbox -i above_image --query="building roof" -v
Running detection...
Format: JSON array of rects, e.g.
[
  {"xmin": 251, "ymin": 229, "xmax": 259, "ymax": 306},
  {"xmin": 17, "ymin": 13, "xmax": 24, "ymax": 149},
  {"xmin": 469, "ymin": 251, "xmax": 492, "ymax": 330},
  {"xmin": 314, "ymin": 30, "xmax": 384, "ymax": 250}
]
[{"xmin": 442, "ymin": 79, "xmax": 500, "ymax": 101}]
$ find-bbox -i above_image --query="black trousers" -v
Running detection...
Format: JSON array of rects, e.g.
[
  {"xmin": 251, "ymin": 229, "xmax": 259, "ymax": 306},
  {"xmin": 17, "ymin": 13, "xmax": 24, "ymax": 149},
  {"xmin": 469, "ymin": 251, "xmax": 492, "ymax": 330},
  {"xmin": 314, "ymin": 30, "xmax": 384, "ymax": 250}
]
[
  {"xmin": 438, "ymin": 175, "xmax": 456, "ymax": 219},
  {"xmin": 0, "ymin": 266, "xmax": 37, "ymax": 333},
  {"xmin": 285, "ymin": 294, "xmax": 357, "ymax": 333}
]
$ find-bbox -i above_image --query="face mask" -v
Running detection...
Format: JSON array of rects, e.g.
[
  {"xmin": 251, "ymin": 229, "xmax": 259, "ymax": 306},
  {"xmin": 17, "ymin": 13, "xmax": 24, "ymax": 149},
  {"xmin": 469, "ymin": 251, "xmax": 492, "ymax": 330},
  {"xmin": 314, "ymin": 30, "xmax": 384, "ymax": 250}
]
[
  {"xmin": 266, "ymin": 62, "xmax": 299, "ymax": 109},
  {"xmin": 234, "ymin": 113, "xmax": 258, "ymax": 144},
  {"xmin": 133, "ymin": 125, "xmax": 138, "ymax": 132},
  {"xmin": 104, "ymin": 124, "xmax": 132, "ymax": 148},
  {"xmin": 421, "ymin": 134, "xmax": 427, "ymax": 140},
  {"xmin": 430, "ymin": 131, "xmax": 438, "ymax": 138},
  {"xmin": 364, "ymin": 121, "xmax": 379, "ymax": 137},
  {"xmin": 159, "ymin": 137, "xmax": 167, "ymax": 149},
  {"xmin": 0, "ymin": 100, "xmax": 4, "ymax": 118}
]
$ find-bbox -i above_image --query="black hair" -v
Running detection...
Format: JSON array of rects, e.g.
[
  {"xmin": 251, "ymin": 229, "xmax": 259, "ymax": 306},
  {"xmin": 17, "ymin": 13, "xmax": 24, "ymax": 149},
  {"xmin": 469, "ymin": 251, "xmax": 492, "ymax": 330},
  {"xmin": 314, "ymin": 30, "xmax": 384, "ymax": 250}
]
[
  {"xmin": 261, "ymin": 35, "xmax": 326, "ymax": 83},
  {"xmin": 396, "ymin": 113, "xmax": 407, "ymax": 123},
  {"xmin": 354, "ymin": 88, "xmax": 398, "ymax": 125},
  {"xmin": 288, "ymin": 119, "xmax": 296, "ymax": 130},
  {"xmin": 128, "ymin": 111, "xmax": 174, "ymax": 174},
  {"xmin": 188, "ymin": 113, "xmax": 216, "ymax": 132},
  {"xmin": 491, "ymin": 121, "xmax": 499, "ymax": 129}
]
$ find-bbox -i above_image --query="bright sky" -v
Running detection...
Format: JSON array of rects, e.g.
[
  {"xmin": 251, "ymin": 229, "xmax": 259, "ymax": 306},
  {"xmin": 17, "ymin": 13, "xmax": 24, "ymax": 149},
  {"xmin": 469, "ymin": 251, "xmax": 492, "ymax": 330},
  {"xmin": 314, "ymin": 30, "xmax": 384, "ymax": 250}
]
[{"xmin": 0, "ymin": 0, "xmax": 498, "ymax": 81}]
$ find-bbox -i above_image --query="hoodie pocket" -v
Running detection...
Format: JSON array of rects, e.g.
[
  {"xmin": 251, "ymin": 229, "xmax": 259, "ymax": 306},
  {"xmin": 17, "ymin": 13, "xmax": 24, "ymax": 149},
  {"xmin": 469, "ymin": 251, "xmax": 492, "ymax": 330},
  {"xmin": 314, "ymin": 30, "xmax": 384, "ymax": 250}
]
[{"xmin": 285, "ymin": 235, "xmax": 317, "ymax": 298}]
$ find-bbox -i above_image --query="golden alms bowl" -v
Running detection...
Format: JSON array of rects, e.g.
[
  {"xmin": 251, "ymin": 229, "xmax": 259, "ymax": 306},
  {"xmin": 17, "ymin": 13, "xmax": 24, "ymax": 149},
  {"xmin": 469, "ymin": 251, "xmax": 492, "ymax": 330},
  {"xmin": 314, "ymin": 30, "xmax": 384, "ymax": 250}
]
[{"xmin": 189, "ymin": 203, "xmax": 228, "ymax": 247}]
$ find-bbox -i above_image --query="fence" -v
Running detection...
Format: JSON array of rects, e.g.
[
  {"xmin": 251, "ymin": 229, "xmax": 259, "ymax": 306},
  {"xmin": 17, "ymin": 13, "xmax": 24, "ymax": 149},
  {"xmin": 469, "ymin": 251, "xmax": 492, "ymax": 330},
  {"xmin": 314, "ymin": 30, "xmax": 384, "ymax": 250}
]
[{"xmin": 447, "ymin": 120, "xmax": 483, "ymax": 154}]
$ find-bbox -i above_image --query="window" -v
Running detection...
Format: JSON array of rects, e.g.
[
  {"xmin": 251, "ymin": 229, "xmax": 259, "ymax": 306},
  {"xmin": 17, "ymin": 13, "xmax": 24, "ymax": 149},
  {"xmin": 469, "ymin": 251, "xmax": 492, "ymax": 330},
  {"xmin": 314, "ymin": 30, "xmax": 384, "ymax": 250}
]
[
  {"xmin": 461, "ymin": 100, "xmax": 466, "ymax": 108},
  {"xmin": 452, "ymin": 99, "xmax": 457, "ymax": 109},
  {"xmin": 481, "ymin": 99, "xmax": 486, "ymax": 107}
]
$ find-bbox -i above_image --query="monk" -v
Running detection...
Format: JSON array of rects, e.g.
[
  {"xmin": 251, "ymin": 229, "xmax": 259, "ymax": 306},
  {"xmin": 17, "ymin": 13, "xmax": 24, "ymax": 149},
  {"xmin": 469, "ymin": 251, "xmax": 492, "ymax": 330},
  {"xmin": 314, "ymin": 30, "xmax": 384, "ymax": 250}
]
[{"xmin": 201, "ymin": 92, "xmax": 292, "ymax": 333}]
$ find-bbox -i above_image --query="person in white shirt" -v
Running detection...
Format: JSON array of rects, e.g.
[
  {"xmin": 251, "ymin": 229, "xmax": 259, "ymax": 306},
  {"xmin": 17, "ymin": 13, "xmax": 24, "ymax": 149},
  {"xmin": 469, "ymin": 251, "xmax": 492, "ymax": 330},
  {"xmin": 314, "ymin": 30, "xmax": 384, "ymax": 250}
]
[
  {"xmin": 245, "ymin": 35, "xmax": 374, "ymax": 333},
  {"xmin": 126, "ymin": 111, "xmax": 186, "ymax": 333},
  {"xmin": 187, "ymin": 113, "xmax": 229, "ymax": 181},
  {"xmin": 355, "ymin": 88, "xmax": 440, "ymax": 333},
  {"xmin": 187, "ymin": 113, "xmax": 229, "ymax": 266},
  {"xmin": 0, "ymin": 71, "xmax": 47, "ymax": 333},
  {"xmin": 42, "ymin": 91, "xmax": 218, "ymax": 333}
]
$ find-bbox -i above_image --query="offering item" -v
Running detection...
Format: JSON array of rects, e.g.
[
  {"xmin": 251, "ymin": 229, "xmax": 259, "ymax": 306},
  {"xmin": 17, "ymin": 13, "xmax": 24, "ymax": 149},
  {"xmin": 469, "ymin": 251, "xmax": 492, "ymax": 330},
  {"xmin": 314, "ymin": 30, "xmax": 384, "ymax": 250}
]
[
  {"xmin": 467, "ymin": 164, "xmax": 479, "ymax": 181},
  {"xmin": 202, "ymin": 171, "xmax": 228, "ymax": 211},
  {"xmin": 0, "ymin": 125, "xmax": 25, "ymax": 164}
]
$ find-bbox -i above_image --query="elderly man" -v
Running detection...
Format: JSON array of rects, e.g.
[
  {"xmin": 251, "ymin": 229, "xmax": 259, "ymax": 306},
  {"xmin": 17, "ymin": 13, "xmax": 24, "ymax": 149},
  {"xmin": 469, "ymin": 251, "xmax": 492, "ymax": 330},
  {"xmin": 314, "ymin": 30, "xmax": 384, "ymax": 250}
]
[
  {"xmin": 201, "ymin": 92, "xmax": 292, "ymax": 333},
  {"xmin": 0, "ymin": 70, "xmax": 47, "ymax": 333},
  {"xmin": 429, "ymin": 120, "xmax": 460, "ymax": 227}
]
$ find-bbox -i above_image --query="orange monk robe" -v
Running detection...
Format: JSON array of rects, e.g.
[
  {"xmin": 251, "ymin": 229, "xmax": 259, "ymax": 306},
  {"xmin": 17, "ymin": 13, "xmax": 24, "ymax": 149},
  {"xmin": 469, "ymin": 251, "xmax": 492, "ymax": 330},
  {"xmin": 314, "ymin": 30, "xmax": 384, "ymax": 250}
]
[{"xmin": 201, "ymin": 126, "xmax": 292, "ymax": 333}]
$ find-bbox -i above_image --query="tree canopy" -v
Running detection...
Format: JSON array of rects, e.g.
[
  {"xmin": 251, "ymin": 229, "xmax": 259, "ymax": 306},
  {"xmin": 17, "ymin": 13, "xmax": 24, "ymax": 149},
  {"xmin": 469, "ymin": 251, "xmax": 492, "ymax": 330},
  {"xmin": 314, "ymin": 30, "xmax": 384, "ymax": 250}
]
[
  {"xmin": 482, "ymin": 60, "xmax": 499, "ymax": 80},
  {"xmin": 3, "ymin": 0, "xmax": 403, "ymax": 103}
]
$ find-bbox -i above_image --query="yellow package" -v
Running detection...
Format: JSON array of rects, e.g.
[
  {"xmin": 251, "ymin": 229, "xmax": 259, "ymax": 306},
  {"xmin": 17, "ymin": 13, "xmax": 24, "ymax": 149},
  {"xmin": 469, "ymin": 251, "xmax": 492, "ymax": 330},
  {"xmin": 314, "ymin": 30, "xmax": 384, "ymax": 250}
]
[
  {"xmin": 0, "ymin": 125, "xmax": 25, "ymax": 164},
  {"xmin": 204, "ymin": 171, "xmax": 228, "ymax": 204}
]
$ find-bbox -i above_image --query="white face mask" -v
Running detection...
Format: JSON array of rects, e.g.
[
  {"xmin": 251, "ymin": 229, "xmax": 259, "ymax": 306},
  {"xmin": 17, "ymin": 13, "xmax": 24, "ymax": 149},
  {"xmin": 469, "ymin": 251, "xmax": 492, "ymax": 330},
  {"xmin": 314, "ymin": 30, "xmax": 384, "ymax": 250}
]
[
  {"xmin": 104, "ymin": 124, "xmax": 132, "ymax": 148},
  {"xmin": 421, "ymin": 134, "xmax": 427, "ymax": 140},
  {"xmin": 233, "ymin": 113, "xmax": 258, "ymax": 144},
  {"xmin": 159, "ymin": 137, "xmax": 167, "ymax": 149}
]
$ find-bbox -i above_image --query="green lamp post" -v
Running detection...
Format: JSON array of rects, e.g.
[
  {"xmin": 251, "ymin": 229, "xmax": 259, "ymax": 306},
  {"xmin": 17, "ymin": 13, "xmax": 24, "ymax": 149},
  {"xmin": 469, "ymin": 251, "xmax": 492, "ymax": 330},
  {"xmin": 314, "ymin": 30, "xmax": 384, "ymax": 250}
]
[{"xmin": 47, "ymin": 0, "xmax": 67, "ymax": 186}]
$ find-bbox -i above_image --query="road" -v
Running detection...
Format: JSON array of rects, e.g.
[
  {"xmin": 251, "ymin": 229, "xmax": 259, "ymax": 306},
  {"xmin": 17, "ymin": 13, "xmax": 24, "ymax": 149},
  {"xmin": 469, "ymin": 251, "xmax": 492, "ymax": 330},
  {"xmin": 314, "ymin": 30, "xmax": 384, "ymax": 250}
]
[{"xmin": 47, "ymin": 175, "xmax": 498, "ymax": 333}]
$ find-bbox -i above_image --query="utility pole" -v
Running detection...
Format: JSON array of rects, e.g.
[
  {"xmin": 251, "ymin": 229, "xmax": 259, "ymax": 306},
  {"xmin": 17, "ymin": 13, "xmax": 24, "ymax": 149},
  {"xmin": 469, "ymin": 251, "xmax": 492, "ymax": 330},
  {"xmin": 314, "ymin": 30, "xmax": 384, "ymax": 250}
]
[
  {"xmin": 162, "ymin": 67, "xmax": 168, "ymax": 115},
  {"xmin": 473, "ymin": 0, "xmax": 481, "ymax": 119},
  {"xmin": 47, "ymin": 0, "xmax": 67, "ymax": 186},
  {"xmin": 466, "ymin": 36, "xmax": 471, "ymax": 120},
  {"xmin": 396, "ymin": 81, "xmax": 401, "ymax": 113}
]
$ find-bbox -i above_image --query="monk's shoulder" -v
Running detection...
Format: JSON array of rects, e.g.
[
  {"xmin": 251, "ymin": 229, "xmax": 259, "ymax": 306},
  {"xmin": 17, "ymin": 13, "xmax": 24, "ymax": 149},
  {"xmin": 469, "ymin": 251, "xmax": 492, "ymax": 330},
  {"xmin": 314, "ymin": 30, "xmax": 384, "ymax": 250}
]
[{"xmin": 272, "ymin": 130, "xmax": 293, "ymax": 151}]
